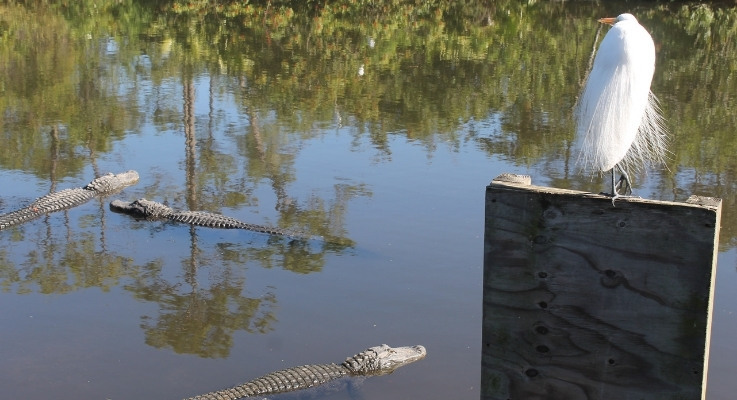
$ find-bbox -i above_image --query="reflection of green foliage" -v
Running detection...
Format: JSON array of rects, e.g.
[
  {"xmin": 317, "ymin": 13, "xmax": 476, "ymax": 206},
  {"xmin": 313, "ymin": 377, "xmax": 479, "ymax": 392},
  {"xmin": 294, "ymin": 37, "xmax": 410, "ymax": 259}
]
[
  {"xmin": 0, "ymin": 228, "xmax": 131, "ymax": 295},
  {"xmin": 0, "ymin": 2, "xmax": 151, "ymax": 176},
  {"xmin": 641, "ymin": 4, "xmax": 737, "ymax": 248},
  {"xmin": 126, "ymin": 260, "xmax": 277, "ymax": 358},
  {"xmin": 158, "ymin": 0, "xmax": 588, "ymax": 164}
]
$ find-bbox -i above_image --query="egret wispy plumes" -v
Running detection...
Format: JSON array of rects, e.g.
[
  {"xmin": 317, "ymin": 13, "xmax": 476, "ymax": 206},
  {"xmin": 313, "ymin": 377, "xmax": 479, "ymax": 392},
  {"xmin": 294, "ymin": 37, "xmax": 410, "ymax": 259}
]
[{"xmin": 575, "ymin": 13, "xmax": 668, "ymax": 198}]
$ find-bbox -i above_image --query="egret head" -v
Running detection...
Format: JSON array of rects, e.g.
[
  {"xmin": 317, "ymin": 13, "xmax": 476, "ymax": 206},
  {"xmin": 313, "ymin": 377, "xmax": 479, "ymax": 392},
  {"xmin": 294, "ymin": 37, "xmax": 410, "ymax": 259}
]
[{"xmin": 598, "ymin": 13, "xmax": 637, "ymax": 26}]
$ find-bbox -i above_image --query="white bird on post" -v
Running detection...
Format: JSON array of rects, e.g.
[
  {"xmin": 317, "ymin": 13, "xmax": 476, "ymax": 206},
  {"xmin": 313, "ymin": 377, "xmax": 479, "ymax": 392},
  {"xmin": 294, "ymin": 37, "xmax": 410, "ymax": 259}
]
[{"xmin": 575, "ymin": 13, "xmax": 668, "ymax": 204}]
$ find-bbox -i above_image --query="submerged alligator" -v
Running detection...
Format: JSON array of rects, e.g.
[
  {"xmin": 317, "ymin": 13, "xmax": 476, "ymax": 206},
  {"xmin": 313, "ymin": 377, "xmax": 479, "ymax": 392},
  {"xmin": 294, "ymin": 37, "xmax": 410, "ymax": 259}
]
[
  {"xmin": 183, "ymin": 344, "xmax": 426, "ymax": 400},
  {"xmin": 0, "ymin": 170, "xmax": 139, "ymax": 230},
  {"xmin": 110, "ymin": 198, "xmax": 311, "ymax": 238}
]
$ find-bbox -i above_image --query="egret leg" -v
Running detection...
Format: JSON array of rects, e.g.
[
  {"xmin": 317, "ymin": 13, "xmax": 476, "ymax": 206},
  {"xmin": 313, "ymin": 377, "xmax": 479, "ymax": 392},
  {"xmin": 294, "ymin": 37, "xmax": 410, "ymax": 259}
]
[
  {"xmin": 614, "ymin": 164, "xmax": 632, "ymax": 196},
  {"xmin": 606, "ymin": 170, "xmax": 622, "ymax": 206},
  {"xmin": 610, "ymin": 169, "xmax": 617, "ymax": 196}
]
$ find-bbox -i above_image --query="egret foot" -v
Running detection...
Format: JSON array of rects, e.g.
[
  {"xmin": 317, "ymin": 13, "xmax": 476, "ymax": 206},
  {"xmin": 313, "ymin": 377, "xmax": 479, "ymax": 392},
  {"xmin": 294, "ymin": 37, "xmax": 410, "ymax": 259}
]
[
  {"xmin": 608, "ymin": 191, "xmax": 639, "ymax": 206},
  {"xmin": 600, "ymin": 165, "xmax": 638, "ymax": 206}
]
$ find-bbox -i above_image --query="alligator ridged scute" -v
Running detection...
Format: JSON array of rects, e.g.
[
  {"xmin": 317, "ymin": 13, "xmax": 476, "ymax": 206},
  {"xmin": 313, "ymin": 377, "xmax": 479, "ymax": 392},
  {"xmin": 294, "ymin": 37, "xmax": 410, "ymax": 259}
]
[
  {"xmin": 186, "ymin": 363, "xmax": 348, "ymax": 400},
  {"xmin": 0, "ymin": 171, "xmax": 139, "ymax": 230},
  {"xmin": 110, "ymin": 198, "xmax": 313, "ymax": 238},
  {"xmin": 183, "ymin": 344, "xmax": 426, "ymax": 400}
]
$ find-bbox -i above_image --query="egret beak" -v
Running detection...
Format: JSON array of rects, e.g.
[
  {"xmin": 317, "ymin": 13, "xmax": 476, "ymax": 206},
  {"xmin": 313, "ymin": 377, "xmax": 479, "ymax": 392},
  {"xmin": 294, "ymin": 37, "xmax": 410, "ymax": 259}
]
[{"xmin": 597, "ymin": 17, "xmax": 617, "ymax": 26}]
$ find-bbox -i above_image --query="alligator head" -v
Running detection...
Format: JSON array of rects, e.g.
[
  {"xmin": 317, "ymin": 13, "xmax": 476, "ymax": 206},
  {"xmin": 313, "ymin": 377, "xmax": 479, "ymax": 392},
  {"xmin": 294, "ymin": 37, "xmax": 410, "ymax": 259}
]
[
  {"xmin": 109, "ymin": 198, "xmax": 173, "ymax": 219},
  {"xmin": 342, "ymin": 344, "xmax": 426, "ymax": 376}
]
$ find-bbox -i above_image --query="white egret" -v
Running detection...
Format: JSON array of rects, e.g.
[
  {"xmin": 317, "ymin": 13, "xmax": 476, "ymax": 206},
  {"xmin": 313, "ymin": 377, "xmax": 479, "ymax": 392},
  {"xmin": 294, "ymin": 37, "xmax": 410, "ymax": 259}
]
[{"xmin": 575, "ymin": 13, "xmax": 667, "ymax": 202}]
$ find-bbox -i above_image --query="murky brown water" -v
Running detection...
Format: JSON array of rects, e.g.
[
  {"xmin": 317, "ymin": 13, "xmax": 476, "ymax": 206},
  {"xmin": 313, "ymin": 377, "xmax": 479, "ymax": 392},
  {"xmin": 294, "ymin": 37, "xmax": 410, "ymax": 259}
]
[{"xmin": 1, "ymin": 1, "xmax": 737, "ymax": 399}]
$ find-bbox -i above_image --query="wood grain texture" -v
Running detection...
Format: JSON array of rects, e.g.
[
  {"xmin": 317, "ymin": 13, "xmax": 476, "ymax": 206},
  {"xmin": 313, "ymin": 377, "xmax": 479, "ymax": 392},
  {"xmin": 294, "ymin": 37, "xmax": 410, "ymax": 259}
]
[{"xmin": 482, "ymin": 174, "xmax": 721, "ymax": 400}]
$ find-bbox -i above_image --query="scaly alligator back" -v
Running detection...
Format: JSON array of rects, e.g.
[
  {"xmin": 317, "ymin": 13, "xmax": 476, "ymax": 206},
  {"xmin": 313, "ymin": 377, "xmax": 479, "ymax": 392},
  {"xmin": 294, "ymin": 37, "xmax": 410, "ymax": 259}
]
[
  {"xmin": 110, "ymin": 198, "xmax": 312, "ymax": 238},
  {"xmin": 168, "ymin": 211, "xmax": 292, "ymax": 234},
  {"xmin": 84, "ymin": 170, "xmax": 139, "ymax": 193},
  {"xmin": 185, "ymin": 363, "xmax": 349, "ymax": 400},
  {"xmin": 0, "ymin": 171, "xmax": 139, "ymax": 230},
  {"xmin": 183, "ymin": 344, "xmax": 426, "ymax": 400}
]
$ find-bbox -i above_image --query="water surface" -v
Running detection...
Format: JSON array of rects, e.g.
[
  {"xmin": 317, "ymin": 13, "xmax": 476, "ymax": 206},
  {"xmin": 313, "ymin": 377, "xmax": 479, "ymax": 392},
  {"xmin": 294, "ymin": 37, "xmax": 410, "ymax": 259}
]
[{"xmin": 1, "ymin": 1, "xmax": 736, "ymax": 399}]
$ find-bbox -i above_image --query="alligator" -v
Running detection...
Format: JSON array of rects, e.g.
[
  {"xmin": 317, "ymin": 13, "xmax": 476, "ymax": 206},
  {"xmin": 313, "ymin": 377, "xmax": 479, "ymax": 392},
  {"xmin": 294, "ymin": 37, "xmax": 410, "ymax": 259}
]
[
  {"xmin": 110, "ymin": 198, "xmax": 310, "ymax": 238},
  {"xmin": 0, "ymin": 170, "xmax": 139, "ymax": 230},
  {"xmin": 183, "ymin": 344, "xmax": 426, "ymax": 400}
]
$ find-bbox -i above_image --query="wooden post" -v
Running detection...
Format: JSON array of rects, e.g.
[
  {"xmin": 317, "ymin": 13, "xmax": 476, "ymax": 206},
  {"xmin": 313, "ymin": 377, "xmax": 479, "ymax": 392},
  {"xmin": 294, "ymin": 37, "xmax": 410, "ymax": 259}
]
[{"xmin": 482, "ymin": 174, "xmax": 721, "ymax": 400}]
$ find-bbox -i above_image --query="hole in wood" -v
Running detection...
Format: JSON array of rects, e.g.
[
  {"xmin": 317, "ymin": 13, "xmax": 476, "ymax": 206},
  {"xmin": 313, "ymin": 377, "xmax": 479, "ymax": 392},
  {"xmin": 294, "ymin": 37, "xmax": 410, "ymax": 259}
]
[
  {"xmin": 525, "ymin": 368, "xmax": 539, "ymax": 377},
  {"xmin": 535, "ymin": 325, "xmax": 549, "ymax": 335},
  {"xmin": 533, "ymin": 235, "xmax": 548, "ymax": 244},
  {"xmin": 538, "ymin": 301, "xmax": 548, "ymax": 309},
  {"xmin": 543, "ymin": 208, "xmax": 560, "ymax": 220},
  {"xmin": 601, "ymin": 269, "xmax": 623, "ymax": 288}
]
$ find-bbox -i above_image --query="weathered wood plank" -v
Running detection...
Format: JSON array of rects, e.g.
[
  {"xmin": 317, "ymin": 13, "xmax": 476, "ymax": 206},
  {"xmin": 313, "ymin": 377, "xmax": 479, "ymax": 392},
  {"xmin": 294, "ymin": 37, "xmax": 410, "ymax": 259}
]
[{"xmin": 482, "ymin": 174, "xmax": 721, "ymax": 400}]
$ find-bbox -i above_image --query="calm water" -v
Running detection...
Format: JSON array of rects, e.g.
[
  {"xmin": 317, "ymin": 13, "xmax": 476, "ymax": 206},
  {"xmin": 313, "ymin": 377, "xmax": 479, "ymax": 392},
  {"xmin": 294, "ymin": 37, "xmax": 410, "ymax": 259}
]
[{"xmin": 1, "ymin": 1, "xmax": 736, "ymax": 399}]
